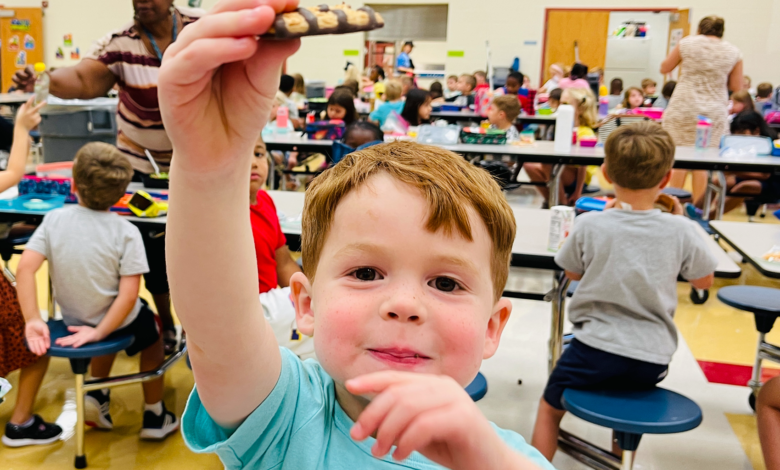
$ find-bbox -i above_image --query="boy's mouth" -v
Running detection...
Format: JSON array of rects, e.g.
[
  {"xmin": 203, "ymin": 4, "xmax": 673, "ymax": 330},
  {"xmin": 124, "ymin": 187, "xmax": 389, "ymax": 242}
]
[
  {"xmin": 368, "ymin": 348, "xmax": 431, "ymax": 366},
  {"xmin": 250, "ymin": 172, "xmax": 261, "ymax": 181}
]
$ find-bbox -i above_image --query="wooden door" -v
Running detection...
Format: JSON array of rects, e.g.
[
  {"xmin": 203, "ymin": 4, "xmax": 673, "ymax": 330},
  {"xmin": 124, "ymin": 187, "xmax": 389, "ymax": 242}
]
[
  {"xmin": 0, "ymin": 8, "xmax": 44, "ymax": 93},
  {"xmin": 542, "ymin": 10, "xmax": 610, "ymax": 84},
  {"xmin": 665, "ymin": 9, "xmax": 690, "ymax": 81}
]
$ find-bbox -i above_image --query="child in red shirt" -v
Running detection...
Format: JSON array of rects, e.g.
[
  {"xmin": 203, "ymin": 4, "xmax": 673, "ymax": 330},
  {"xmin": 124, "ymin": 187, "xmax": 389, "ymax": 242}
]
[{"xmin": 250, "ymin": 138, "xmax": 301, "ymax": 293}]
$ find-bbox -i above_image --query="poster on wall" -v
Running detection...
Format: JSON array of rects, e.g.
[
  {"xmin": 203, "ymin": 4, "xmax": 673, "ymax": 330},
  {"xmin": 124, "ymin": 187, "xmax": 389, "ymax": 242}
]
[
  {"xmin": 669, "ymin": 28, "xmax": 683, "ymax": 51},
  {"xmin": 24, "ymin": 34, "xmax": 34, "ymax": 50},
  {"xmin": 63, "ymin": 33, "xmax": 72, "ymax": 47},
  {"xmin": 8, "ymin": 35, "xmax": 18, "ymax": 52},
  {"xmin": 70, "ymin": 47, "xmax": 80, "ymax": 60},
  {"xmin": 10, "ymin": 19, "xmax": 30, "ymax": 31},
  {"xmin": 55, "ymin": 47, "xmax": 64, "ymax": 59},
  {"xmin": 15, "ymin": 50, "xmax": 26, "ymax": 67}
]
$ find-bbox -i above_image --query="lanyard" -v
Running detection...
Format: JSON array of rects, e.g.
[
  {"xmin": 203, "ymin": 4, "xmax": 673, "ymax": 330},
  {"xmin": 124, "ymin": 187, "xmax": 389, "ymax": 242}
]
[{"xmin": 143, "ymin": 11, "xmax": 178, "ymax": 62}]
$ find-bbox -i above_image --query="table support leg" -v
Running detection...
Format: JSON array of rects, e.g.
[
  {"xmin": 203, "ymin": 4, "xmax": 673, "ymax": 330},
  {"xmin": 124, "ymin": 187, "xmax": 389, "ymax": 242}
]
[
  {"xmin": 548, "ymin": 271, "xmax": 570, "ymax": 373},
  {"xmin": 749, "ymin": 332, "xmax": 766, "ymax": 393},
  {"xmin": 549, "ymin": 164, "xmax": 563, "ymax": 207},
  {"xmin": 621, "ymin": 450, "xmax": 634, "ymax": 470},
  {"xmin": 714, "ymin": 171, "xmax": 727, "ymax": 220},
  {"xmin": 48, "ymin": 275, "xmax": 55, "ymax": 320},
  {"xmin": 702, "ymin": 170, "xmax": 714, "ymax": 222},
  {"xmin": 74, "ymin": 373, "xmax": 87, "ymax": 468}
]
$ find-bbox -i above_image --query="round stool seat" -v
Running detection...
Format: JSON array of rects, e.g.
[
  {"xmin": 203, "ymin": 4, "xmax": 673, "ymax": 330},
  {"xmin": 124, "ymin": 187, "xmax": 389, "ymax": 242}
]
[
  {"xmin": 662, "ymin": 187, "xmax": 692, "ymax": 200},
  {"xmin": 717, "ymin": 286, "xmax": 780, "ymax": 316},
  {"xmin": 47, "ymin": 320, "xmax": 134, "ymax": 359},
  {"xmin": 465, "ymin": 372, "xmax": 487, "ymax": 401},
  {"xmin": 561, "ymin": 388, "xmax": 702, "ymax": 435}
]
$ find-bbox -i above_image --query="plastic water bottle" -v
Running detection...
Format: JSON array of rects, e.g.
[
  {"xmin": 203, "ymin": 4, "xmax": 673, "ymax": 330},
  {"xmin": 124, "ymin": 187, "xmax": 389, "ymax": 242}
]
[
  {"xmin": 33, "ymin": 62, "xmax": 49, "ymax": 106},
  {"xmin": 598, "ymin": 97, "xmax": 609, "ymax": 117},
  {"xmin": 695, "ymin": 116, "xmax": 711, "ymax": 150},
  {"xmin": 276, "ymin": 105, "xmax": 289, "ymax": 134},
  {"xmin": 554, "ymin": 104, "xmax": 574, "ymax": 154}
]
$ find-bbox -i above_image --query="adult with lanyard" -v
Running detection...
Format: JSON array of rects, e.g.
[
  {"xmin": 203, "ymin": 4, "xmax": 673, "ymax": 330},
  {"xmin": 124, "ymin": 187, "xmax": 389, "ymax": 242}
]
[
  {"xmin": 396, "ymin": 41, "xmax": 415, "ymax": 76},
  {"xmin": 11, "ymin": 0, "xmax": 203, "ymax": 354}
]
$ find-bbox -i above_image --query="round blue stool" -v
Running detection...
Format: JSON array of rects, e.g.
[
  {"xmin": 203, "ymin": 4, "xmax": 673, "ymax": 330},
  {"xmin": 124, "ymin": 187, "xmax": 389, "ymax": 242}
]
[
  {"xmin": 47, "ymin": 320, "xmax": 134, "ymax": 469},
  {"xmin": 465, "ymin": 372, "xmax": 487, "ymax": 402},
  {"xmin": 661, "ymin": 187, "xmax": 692, "ymax": 200},
  {"xmin": 561, "ymin": 388, "xmax": 702, "ymax": 470},
  {"xmin": 717, "ymin": 285, "xmax": 780, "ymax": 409}
]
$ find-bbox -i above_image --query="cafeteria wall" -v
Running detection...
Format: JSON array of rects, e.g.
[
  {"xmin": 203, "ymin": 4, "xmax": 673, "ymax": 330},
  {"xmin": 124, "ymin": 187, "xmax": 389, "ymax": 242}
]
[{"xmin": 9, "ymin": 0, "xmax": 779, "ymax": 89}]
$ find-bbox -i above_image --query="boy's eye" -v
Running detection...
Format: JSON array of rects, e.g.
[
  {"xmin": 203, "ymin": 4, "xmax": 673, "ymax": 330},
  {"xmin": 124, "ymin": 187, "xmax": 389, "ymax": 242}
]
[
  {"xmin": 353, "ymin": 268, "xmax": 378, "ymax": 281},
  {"xmin": 432, "ymin": 277, "xmax": 459, "ymax": 292}
]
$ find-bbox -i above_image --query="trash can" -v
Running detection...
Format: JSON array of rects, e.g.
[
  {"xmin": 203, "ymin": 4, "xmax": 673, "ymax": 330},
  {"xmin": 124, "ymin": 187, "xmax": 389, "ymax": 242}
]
[{"xmin": 39, "ymin": 97, "xmax": 118, "ymax": 163}]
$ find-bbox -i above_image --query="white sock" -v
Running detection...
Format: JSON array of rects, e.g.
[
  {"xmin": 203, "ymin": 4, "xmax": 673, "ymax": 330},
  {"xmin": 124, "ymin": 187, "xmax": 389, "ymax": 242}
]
[
  {"xmin": 144, "ymin": 401, "xmax": 164, "ymax": 416},
  {"xmin": 17, "ymin": 416, "xmax": 35, "ymax": 428}
]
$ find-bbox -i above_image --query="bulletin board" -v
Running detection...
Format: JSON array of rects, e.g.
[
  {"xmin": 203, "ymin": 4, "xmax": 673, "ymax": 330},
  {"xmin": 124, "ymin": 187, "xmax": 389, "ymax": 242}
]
[{"xmin": 0, "ymin": 8, "xmax": 44, "ymax": 93}]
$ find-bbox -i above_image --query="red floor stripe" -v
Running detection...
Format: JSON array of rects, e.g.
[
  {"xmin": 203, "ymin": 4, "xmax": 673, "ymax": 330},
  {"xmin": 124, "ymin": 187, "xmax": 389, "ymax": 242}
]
[{"xmin": 697, "ymin": 360, "xmax": 780, "ymax": 386}]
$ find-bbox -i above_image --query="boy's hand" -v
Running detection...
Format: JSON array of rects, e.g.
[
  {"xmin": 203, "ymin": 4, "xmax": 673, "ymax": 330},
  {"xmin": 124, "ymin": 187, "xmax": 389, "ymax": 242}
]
[
  {"xmin": 15, "ymin": 97, "xmax": 45, "ymax": 133},
  {"xmin": 670, "ymin": 196, "xmax": 683, "ymax": 215},
  {"xmin": 347, "ymin": 372, "xmax": 538, "ymax": 470},
  {"xmin": 55, "ymin": 326, "xmax": 105, "ymax": 349},
  {"xmin": 25, "ymin": 318, "xmax": 50, "ymax": 356},
  {"xmin": 158, "ymin": 0, "xmax": 300, "ymax": 175}
]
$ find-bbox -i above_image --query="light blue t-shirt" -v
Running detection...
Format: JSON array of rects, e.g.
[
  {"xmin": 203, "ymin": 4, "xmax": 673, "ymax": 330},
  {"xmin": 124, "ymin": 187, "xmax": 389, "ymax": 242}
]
[
  {"xmin": 369, "ymin": 100, "xmax": 405, "ymax": 127},
  {"xmin": 183, "ymin": 348, "xmax": 556, "ymax": 470}
]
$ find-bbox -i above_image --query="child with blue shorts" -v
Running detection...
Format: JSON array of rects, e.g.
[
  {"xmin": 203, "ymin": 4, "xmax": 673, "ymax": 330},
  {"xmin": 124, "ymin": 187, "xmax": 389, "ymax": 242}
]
[
  {"xmin": 157, "ymin": 1, "xmax": 554, "ymax": 468},
  {"xmin": 531, "ymin": 121, "xmax": 718, "ymax": 461}
]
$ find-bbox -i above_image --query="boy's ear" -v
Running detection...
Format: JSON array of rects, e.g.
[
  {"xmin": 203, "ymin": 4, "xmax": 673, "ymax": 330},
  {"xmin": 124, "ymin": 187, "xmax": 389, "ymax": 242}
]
[
  {"xmin": 290, "ymin": 272, "xmax": 315, "ymax": 336},
  {"xmin": 658, "ymin": 170, "xmax": 673, "ymax": 189},
  {"xmin": 483, "ymin": 298, "xmax": 512, "ymax": 359},
  {"xmin": 600, "ymin": 163, "xmax": 613, "ymax": 184}
]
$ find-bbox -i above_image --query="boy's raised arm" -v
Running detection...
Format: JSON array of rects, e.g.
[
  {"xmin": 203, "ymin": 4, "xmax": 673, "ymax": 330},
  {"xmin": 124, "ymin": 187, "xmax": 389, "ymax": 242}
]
[{"xmin": 158, "ymin": 0, "xmax": 300, "ymax": 428}]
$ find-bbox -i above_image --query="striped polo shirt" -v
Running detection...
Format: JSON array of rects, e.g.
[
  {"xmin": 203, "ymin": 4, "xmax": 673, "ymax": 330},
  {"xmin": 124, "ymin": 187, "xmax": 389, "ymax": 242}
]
[{"xmin": 85, "ymin": 7, "xmax": 202, "ymax": 174}]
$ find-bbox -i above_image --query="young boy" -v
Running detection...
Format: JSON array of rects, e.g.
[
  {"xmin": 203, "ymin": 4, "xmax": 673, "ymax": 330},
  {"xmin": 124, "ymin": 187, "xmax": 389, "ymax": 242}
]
[
  {"xmin": 530, "ymin": 122, "xmax": 718, "ymax": 461},
  {"xmin": 641, "ymin": 78, "xmax": 657, "ymax": 97},
  {"xmin": 250, "ymin": 137, "xmax": 301, "ymax": 293},
  {"xmin": 756, "ymin": 82, "xmax": 774, "ymax": 111},
  {"xmin": 446, "ymin": 74, "xmax": 476, "ymax": 107},
  {"xmin": 13, "ymin": 143, "xmax": 178, "ymax": 444},
  {"xmin": 444, "ymin": 74, "xmax": 460, "ymax": 99},
  {"xmin": 488, "ymin": 95, "xmax": 521, "ymax": 142},
  {"xmin": 158, "ymin": 3, "xmax": 553, "ymax": 468}
]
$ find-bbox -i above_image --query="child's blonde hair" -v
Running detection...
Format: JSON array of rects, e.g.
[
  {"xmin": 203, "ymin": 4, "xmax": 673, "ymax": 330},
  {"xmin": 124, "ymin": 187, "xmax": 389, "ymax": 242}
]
[
  {"xmin": 562, "ymin": 87, "xmax": 597, "ymax": 128},
  {"xmin": 384, "ymin": 80, "xmax": 402, "ymax": 101},
  {"xmin": 604, "ymin": 121, "xmax": 675, "ymax": 190},
  {"xmin": 492, "ymin": 95, "xmax": 521, "ymax": 122},
  {"xmin": 302, "ymin": 141, "xmax": 516, "ymax": 301},
  {"xmin": 73, "ymin": 142, "xmax": 133, "ymax": 211}
]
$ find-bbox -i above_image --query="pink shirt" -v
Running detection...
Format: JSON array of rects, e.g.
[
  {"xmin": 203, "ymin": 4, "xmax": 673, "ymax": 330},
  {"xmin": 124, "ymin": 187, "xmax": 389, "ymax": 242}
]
[{"xmin": 558, "ymin": 78, "xmax": 590, "ymax": 90}]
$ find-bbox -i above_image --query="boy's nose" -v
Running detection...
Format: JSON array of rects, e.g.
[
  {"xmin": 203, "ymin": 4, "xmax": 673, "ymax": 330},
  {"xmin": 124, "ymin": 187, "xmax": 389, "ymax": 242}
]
[{"xmin": 380, "ymin": 284, "xmax": 427, "ymax": 323}]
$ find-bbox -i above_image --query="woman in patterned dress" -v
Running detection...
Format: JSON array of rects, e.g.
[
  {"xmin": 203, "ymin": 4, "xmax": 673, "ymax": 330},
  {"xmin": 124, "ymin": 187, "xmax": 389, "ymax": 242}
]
[{"xmin": 660, "ymin": 16, "xmax": 743, "ymax": 203}]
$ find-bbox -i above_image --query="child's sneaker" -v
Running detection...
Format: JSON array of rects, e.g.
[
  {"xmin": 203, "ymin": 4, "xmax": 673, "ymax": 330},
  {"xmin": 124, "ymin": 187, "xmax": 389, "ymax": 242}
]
[
  {"xmin": 2, "ymin": 415, "xmax": 62, "ymax": 447},
  {"xmin": 139, "ymin": 404, "xmax": 179, "ymax": 440},
  {"xmin": 684, "ymin": 202, "xmax": 704, "ymax": 221},
  {"xmin": 85, "ymin": 390, "xmax": 113, "ymax": 430}
]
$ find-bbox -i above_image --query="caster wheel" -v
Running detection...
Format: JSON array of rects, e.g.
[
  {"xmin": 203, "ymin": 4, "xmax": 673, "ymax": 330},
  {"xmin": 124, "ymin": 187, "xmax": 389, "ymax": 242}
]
[
  {"xmin": 749, "ymin": 392, "xmax": 756, "ymax": 412},
  {"xmin": 690, "ymin": 288, "xmax": 709, "ymax": 305}
]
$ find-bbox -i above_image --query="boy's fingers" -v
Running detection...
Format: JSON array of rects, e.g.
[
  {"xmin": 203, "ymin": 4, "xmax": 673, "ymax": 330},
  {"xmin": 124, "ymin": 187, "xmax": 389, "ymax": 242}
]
[
  {"xmin": 346, "ymin": 370, "xmax": 417, "ymax": 395},
  {"xmin": 162, "ymin": 37, "xmax": 258, "ymax": 88},
  {"xmin": 350, "ymin": 387, "xmax": 398, "ymax": 441},
  {"xmin": 210, "ymin": 0, "xmax": 295, "ymax": 15},
  {"xmin": 31, "ymin": 100, "xmax": 46, "ymax": 112},
  {"xmin": 243, "ymin": 38, "xmax": 300, "ymax": 97},
  {"xmin": 392, "ymin": 407, "xmax": 451, "ymax": 460},
  {"xmin": 168, "ymin": 6, "xmax": 276, "ymax": 56}
]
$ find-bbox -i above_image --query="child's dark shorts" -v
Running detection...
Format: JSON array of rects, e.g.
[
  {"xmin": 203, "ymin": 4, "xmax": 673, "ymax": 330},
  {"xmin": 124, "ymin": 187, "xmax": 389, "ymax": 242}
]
[
  {"xmin": 543, "ymin": 338, "xmax": 669, "ymax": 410},
  {"xmin": 104, "ymin": 300, "xmax": 161, "ymax": 357}
]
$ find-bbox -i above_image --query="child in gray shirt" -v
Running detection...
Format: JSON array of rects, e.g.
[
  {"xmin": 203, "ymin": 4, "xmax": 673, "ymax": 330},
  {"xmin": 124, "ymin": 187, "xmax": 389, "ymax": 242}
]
[
  {"xmin": 531, "ymin": 121, "xmax": 718, "ymax": 461},
  {"xmin": 12, "ymin": 143, "xmax": 179, "ymax": 446}
]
